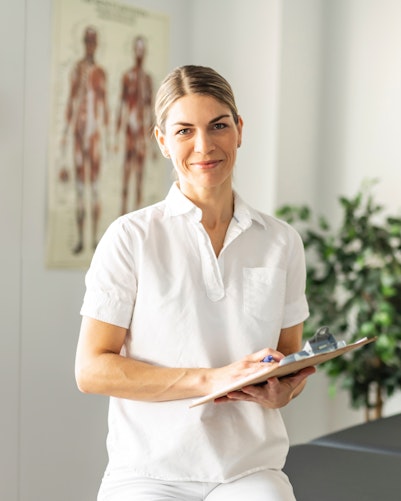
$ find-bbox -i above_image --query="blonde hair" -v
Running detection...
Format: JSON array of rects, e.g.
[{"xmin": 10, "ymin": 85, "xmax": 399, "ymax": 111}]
[{"xmin": 154, "ymin": 65, "xmax": 239, "ymax": 133}]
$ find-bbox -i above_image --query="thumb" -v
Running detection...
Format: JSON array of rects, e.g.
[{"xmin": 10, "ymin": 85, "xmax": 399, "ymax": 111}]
[{"xmin": 247, "ymin": 348, "xmax": 284, "ymax": 363}]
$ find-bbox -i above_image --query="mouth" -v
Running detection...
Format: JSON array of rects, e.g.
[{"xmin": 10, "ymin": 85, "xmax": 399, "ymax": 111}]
[{"xmin": 191, "ymin": 159, "xmax": 222, "ymax": 170}]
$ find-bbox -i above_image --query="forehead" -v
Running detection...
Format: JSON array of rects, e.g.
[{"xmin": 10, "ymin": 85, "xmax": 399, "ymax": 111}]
[
  {"xmin": 135, "ymin": 38, "xmax": 145, "ymax": 51},
  {"xmin": 165, "ymin": 94, "xmax": 232, "ymax": 125},
  {"xmin": 84, "ymin": 31, "xmax": 97, "ymax": 43}
]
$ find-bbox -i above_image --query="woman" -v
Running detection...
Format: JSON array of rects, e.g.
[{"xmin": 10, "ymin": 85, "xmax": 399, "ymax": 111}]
[{"xmin": 75, "ymin": 65, "xmax": 315, "ymax": 500}]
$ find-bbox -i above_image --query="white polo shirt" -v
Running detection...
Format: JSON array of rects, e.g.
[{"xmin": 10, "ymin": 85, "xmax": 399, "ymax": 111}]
[{"xmin": 81, "ymin": 182, "xmax": 309, "ymax": 483}]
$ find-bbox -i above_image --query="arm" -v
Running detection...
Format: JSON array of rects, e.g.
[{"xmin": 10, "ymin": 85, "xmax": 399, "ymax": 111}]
[
  {"xmin": 114, "ymin": 75, "xmax": 126, "ymax": 150},
  {"xmin": 75, "ymin": 317, "xmax": 298, "ymax": 402},
  {"xmin": 59, "ymin": 65, "xmax": 78, "ymax": 178},
  {"xmin": 75, "ymin": 316, "xmax": 210, "ymax": 401},
  {"xmin": 276, "ymin": 322, "xmax": 312, "ymax": 399},
  {"xmin": 62, "ymin": 64, "xmax": 79, "ymax": 144},
  {"xmin": 100, "ymin": 69, "xmax": 109, "ymax": 128},
  {"xmin": 94, "ymin": 68, "xmax": 110, "ymax": 152}
]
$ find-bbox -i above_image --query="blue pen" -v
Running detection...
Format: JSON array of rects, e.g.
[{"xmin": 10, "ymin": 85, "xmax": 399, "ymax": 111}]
[{"xmin": 262, "ymin": 354, "xmax": 274, "ymax": 363}]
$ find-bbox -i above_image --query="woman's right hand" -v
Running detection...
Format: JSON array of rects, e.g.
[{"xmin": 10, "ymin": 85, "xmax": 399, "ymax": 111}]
[{"xmin": 207, "ymin": 347, "xmax": 284, "ymax": 395}]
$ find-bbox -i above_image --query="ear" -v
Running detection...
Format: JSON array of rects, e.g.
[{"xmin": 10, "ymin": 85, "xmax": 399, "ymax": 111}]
[
  {"xmin": 154, "ymin": 127, "xmax": 170, "ymax": 158},
  {"xmin": 236, "ymin": 115, "xmax": 244, "ymax": 148}
]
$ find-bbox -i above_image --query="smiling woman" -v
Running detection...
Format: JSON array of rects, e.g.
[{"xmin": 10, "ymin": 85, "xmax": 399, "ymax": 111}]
[
  {"xmin": 154, "ymin": 93, "xmax": 243, "ymax": 209},
  {"xmin": 75, "ymin": 64, "xmax": 314, "ymax": 501}
]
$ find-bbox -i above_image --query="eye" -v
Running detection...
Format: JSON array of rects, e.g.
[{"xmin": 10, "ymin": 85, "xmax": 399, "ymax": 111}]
[
  {"xmin": 177, "ymin": 128, "xmax": 191, "ymax": 135},
  {"xmin": 213, "ymin": 123, "xmax": 227, "ymax": 130}
]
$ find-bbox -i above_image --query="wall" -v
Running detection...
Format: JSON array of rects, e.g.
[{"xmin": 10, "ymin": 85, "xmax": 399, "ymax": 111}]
[
  {"xmin": 191, "ymin": 0, "xmax": 282, "ymax": 215},
  {"xmin": 1, "ymin": 1, "xmax": 190, "ymax": 499},
  {"xmin": 1, "ymin": 2, "xmax": 25, "ymax": 498},
  {"xmin": 318, "ymin": 0, "xmax": 401, "ymax": 427},
  {"xmin": 318, "ymin": 0, "xmax": 401, "ymax": 217},
  {"xmin": 279, "ymin": 0, "xmax": 401, "ymax": 439},
  {"xmin": 275, "ymin": 0, "xmax": 348, "ymax": 443},
  {"xmin": 275, "ymin": 0, "xmax": 323, "ymax": 209}
]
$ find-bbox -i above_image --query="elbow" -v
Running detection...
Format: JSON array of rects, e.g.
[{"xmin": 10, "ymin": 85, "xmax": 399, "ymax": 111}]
[{"xmin": 75, "ymin": 364, "xmax": 96, "ymax": 394}]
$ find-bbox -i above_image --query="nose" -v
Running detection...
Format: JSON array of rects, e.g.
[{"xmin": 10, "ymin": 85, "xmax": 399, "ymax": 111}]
[{"xmin": 194, "ymin": 130, "xmax": 215, "ymax": 154}]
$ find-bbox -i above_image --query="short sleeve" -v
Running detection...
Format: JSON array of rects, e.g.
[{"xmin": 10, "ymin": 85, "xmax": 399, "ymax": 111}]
[
  {"xmin": 80, "ymin": 218, "xmax": 137, "ymax": 328},
  {"xmin": 282, "ymin": 224, "xmax": 309, "ymax": 328}
]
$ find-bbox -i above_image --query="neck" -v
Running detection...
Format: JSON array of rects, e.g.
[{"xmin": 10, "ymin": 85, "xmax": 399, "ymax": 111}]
[
  {"xmin": 177, "ymin": 181, "xmax": 234, "ymax": 256},
  {"xmin": 200, "ymin": 195, "xmax": 234, "ymax": 230},
  {"xmin": 179, "ymin": 182, "xmax": 234, "ymax": 227}
]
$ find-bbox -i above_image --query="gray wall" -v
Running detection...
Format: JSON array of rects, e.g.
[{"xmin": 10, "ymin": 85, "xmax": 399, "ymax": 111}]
[{"xmin": 1, "ymin": 3, "xmax": 24, "ymax": 497}]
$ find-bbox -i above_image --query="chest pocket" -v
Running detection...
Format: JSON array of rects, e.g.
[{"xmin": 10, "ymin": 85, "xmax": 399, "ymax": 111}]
[{"xmin": 243, "ymin": 267, "xmax": 286, "ymax": 322}]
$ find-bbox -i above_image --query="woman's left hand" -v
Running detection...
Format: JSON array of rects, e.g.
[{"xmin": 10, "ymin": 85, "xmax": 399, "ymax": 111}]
[{"xmin": 214, "ymin": 365, "xmax": 316, "ymax": 408}]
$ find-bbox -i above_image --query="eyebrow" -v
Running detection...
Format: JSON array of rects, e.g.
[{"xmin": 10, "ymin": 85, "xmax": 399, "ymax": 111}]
[{"xmin": 171, "ymin": 114, "xmax": 232, "ymax": 127}]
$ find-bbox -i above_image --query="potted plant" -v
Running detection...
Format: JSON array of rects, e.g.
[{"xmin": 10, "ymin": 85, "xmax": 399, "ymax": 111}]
[{"xmin": 276, "ymin": 180, "xmax": 401, "ymax": 420}]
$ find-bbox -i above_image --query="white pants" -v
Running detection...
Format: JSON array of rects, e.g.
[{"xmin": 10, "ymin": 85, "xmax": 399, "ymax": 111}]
[{"xmin": 97, "ymin": 469, "xmax": 296, "ymax": 500}]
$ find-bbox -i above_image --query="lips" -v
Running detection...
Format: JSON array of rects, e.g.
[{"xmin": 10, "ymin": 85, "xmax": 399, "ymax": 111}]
[{"xmin": 191, "ymin": 159, "xmax": 222, "ymax": 169}]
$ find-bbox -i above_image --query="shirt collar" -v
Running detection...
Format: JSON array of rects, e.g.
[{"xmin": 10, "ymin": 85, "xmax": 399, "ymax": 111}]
[
  {"xmin": 165, "ymin": 182, "xmax": 202, "ymax": 220},
  {"xmin": 233, "ymin": 191, "xmax": 268, "ymax": 230},
  {"xmin": 165, "ymin": 182, "xmax": 267, "ymax": 229}
]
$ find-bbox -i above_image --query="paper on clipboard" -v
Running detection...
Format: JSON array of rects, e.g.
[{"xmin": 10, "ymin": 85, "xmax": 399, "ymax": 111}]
[{"xmin": 189, "ymin": 336, "xmax": 377, "ymax": 408}]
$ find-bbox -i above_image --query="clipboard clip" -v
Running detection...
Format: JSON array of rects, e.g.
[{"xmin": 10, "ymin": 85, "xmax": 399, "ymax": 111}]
[{"xmin": 279, "ymin": 326, "xmax": 346, "ymax": 366}]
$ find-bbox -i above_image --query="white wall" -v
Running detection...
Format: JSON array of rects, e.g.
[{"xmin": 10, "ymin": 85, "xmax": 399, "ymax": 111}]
[
  {"xmin": 318, "ymin": 0, "xmax": 401, "ymax": 217},
  {"xmin": 276, "ymin": 0, "xmax": 346, "ymax": 442},
  {"xmin": 276, "ymin": 0, "xmax": 323, "ymax": 209},
  {"xmin": 191, "ymin": 0, "xmax": 282, "ymax": 215}
]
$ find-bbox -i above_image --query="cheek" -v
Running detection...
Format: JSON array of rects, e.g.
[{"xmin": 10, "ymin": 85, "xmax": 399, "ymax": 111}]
[
  {"xmin": 167, "ymin": 150, "xmax": 184, "ymax": 173},
  {"xmin": 226, "ymin": 144, "xmax": 238, "ymax": 164},
  {"xmin": 167, "ymin": 142, "xmax": 188, "ymax": 165}
]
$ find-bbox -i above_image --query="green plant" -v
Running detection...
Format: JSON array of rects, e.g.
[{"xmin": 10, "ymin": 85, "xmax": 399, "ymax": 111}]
[{"xmin": 276, "ymin": 181, "xmax": 401, "ymax": 420}]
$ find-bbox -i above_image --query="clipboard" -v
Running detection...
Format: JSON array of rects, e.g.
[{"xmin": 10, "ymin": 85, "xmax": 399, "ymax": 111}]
[{"xmin": 189, "ymin": 333, "xmax": 377, "ymax": 408}]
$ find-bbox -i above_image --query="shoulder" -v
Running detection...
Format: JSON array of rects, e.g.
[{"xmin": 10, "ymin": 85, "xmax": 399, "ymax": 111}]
[
  {"xmin": 122, "ymin": 69, "xmax": 133, "ymax": 81},
  {"xmin": 260, "ymin": 211, "xmax": 300, "ymax": 236},
  {"xmin": 246, "ymin": 205, "xmax": 305, "ymax": 254},
  {"xmin": 269, "ymin": 213, "xmax": 304, "ymax": 248},
  {"xmin": 72, "ymin": 60, "xmax": 83, "ymax": 76},
  {"xmin": 93, "ymin": 201, "xmax": 166, "ymax": 268},
  {"xmin": 239, "ymin": 195, "xmax": 301, "ymax": 240},
  {"xmin": 104, "ymin": 200, "xmax": 166, "ymax": 240},
  {"xmin": 97, "ymin": 66, "xmax": 107, "ymax": 78}
]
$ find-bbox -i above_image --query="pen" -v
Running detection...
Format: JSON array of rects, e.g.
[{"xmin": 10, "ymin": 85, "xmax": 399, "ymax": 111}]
[{"xmin": 261, "ymin": 354, "xmax": 275, "ymax": 363}]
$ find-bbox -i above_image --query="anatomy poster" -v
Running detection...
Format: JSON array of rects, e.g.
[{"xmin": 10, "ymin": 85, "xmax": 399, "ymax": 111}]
[{"xmin": 46, "ymin": 0, "xmax": 169, "ymax": 268}]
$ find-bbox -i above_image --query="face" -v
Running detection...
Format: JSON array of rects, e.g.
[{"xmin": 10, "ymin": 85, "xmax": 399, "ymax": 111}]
[
  {"xmin": 84, "ymin": 30, "xmax": 97, "ymax": 57},
  {"xmin": 134, "ymin": 38, "xmax": 145, "ymax": 63},
  {"xmin": 155, "ymin": 94, "xmax": 243, "ymax": 197}
]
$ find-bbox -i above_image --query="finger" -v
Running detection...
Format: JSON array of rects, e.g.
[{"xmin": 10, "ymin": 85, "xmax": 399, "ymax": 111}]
[
  {"xmin": 226, "ymin": 390, "xmax": 248, "ymax": 399},
  {"xmin": 214, "ymin": 390, "xmax": 247, "ymax": 403},
  {"xmin": 213, "ymin": 396, "xmax": 230, "ymax": 404},
  {"xmin": 280, "ymin": 366, "xmax": 316, "ymax": 387},
  {"xmin": 247, "ymin": 348, "xmax": 283, "ymax": 364},
  {"xmin": 240, "ymin": 385, "xmax": 266, "ymax": 398},
  {"xmin": 289, "ymin": 365, "xmax": 316, "ymax": 381}
]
